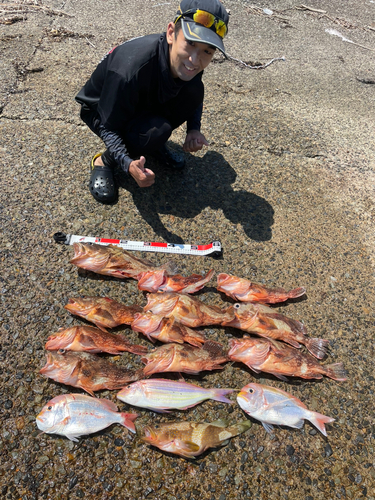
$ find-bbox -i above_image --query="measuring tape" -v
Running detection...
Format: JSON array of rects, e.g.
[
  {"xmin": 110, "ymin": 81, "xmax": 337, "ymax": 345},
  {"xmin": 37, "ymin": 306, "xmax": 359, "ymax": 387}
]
[{"xmin": 53, "ymin": 232, "xmax": 222, "ymax": 257}]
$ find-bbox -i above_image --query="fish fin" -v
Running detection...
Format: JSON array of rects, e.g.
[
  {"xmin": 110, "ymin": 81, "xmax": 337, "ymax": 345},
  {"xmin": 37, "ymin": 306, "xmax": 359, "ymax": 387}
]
[
  {"xmin": 174, "ymin": 439, "xmax": 200, "ymax": 454},
  {"xmin": 262, "ymin": 422, "xmax": 274, "ymax": 433},
  {"xmin": 287, "ymin": 287, "xmax": 306, "ymax": 299},
  {"xmin": 272, "ymin": 373, "xmax": 289, "ymax": 382},
  {"xmin": 159, "ymin": 260, "xmax": 179, "ymax": 275},
  {"xmin": 226, "ymin": 420, "xmax": 252, "ymax": 436},
  {"xmin": 178, "ymin": 269, "xmax": 215, "ymax": 294},
  {"xmin": 65, "ymin": 434, "xmax": 81, "ymax": 442},
  {"xmin": 202, "ymin": 341, "xmax": 228, "ymax": 359},
  {"xmin": 97, "ymin": 398, "xmax": 118, "ymax": 412},
  {"xmin": 305, "ymin": 337, "xmax": 330, "ymax": 359},
  {"xmin": 120, "ymin": 413, "xmax": 138, "ymax": 433},
  {"xmin": 307, "ymin": 412, "xmax": 335, "ymax": 437},
  {"xmin": 210, "ymin": 419, "xmax": 229, "ymax": 428},
  {"xmin": 325, "ymin": 362, "xmax": 348, "ymax": 381},
  {"xmin": 137, "ymin": 270, "xmax": 167, "ymax": 293},
  {"xmin": 211, "ymin": 389, "xmax": 234, "ymax": 404}
]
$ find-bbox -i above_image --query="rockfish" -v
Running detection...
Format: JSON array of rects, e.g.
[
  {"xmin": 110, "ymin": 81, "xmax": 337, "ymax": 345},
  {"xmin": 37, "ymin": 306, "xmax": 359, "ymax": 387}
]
[
  {"xmin": 140, "ymin": 419, "xmax": 251, "ymax": 458},
  {"xmin": 223, "ymin": 302, "xmax": 328, "ymax": 359},
  {"xmin": 45, "ymin": 325, "xmax": 148, "ymax": 355},
  {"xmin": 228, "ymin": 337, "xmax": 347, "ymax": 381},
  {"xmin": 131, "ymin": 312, "xmax": 206, "ymax": 347},
  {"xmin": 70, "ymin": 242, "xmax": 177, "ymax": 279},
  {"xmin": 65, "ymin": 296, "xmax": 142, "ymax": 331},
  {"xmin": 144, "ymin": 292, "xmax": 235, "ymax": 328},
  {"xmin": 36, "ymin": 394, "xmax": 138, "ymax": 441},
  {"xmin": 137, "ymin": 269, "xmax": 215, "ymax": 294},
  {"xmin": 140, "ymin": 341, "xmax": 229, "ymax": 376},
  {"xmin": 217, "ymin": 273, "xmax": 306, "ymax": 304},
  {"xmin": 117, "ymin": 379, "xmax": 234, "ymax": 412},
  {"xmin": 237, "ymin": 383, "xmax": 335, "ymax": 436},
  {"xmin": 40, "ymin": 350, "xmax": 145, "ymax": 396}
]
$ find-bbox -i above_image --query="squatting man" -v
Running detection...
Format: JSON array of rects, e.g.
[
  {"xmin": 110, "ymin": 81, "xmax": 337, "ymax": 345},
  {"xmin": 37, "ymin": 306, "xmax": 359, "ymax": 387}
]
[{"xmin": 75, "ymin": 0, "xmax": 230, "ymax": 203}]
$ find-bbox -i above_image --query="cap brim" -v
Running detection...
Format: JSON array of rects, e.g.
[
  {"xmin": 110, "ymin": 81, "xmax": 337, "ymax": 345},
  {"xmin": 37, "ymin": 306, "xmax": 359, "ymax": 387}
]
[{"xmin": 181, "ymin": 19, "xmax": 226, "ymax": 56}]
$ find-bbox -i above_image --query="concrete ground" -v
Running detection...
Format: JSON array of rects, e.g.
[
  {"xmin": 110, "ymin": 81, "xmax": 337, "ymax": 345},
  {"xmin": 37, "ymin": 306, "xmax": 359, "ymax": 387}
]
[{"xmin": 0, "ymin": 0, "xmax": 374, "ymax": 499}]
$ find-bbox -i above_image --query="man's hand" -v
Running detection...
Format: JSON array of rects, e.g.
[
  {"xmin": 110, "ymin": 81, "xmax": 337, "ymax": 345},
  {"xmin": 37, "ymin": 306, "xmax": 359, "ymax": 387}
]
[
  {"xmin": 129, "ymin": 156, "xmax": 155, "ymax": 187},
  {"xmin": 183, "ymin": 130, "xmax": 209, "ymax": 153}
]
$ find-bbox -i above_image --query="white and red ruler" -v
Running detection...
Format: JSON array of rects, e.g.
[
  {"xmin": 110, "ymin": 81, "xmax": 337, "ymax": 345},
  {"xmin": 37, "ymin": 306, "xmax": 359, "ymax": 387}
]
[{"xmin": 54, "ymin": 232, "xmax": 222, "ymax": 257}]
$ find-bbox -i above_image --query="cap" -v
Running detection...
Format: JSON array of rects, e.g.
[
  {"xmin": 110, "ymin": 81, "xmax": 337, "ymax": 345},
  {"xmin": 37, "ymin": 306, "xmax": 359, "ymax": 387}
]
[{"xmin": 175, "ymin": 0, "xmax": 229, "ymax": 55}]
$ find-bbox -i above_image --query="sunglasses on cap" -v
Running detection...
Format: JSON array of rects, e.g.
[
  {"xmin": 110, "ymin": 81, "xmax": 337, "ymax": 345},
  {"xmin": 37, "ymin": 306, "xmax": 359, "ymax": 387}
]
[{"xmin": 175, "ymin": 9, "xmax": 228, "ymax": 39}]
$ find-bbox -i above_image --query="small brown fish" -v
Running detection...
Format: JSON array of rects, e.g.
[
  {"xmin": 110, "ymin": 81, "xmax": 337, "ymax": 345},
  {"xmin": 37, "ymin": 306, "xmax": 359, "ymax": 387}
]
[
  {"xmin": 223, "ymin": 302, "xmax": 329, "ymax": 359},
  {"xmin": 137, "ymin": 269, "xmax": 215, "ymax": 293},
  {"xmin": 45, "ymin": 326, "xmax": 148, "ymax": 355},
  {"xmin": 144, "ymin": 292, "xmax": 235, "ymax": 328},
  {"xmin": 140, "ymin": 341, "xmax": 228, "ymax": 376},
  {"xmin": 40, "ymin": 350, "xmax": 145, "ymax": 396},
  {"xmin": 217, "ymin": 274, "xmax": 306, "ymax": 303},
  {"xmin": 65, "ymin": 296, "xmax": 143, "ymax": 331},
  {"xmin": 70, "ymin": 243, "xmax": 177, "ymax": 279},
  {"xmin": 140, "ymin": 419, "xmax": 252, "ymax": 458},
  {"xmin": 131, "ymin": 312, "xmax": 207, "ymax": 347},
  {"xmin": 228, "ymin": 337, "xmax": 347, "ymax": 382}
]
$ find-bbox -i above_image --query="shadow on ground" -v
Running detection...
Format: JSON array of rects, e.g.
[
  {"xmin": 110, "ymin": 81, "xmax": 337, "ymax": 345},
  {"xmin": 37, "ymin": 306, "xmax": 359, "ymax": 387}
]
[{"xmin": 117, "ymin": 149, "xmax": 274, "ymax": 243}]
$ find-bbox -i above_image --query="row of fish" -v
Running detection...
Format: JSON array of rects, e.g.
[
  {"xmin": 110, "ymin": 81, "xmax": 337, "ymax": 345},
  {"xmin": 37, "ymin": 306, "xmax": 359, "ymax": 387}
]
[
  {"xmin": 70, "ymin": 242, "xmax": 306, "ymax": 301},
  {"xmin": 36, "ymin": 379, "xmax": 335, "ymax": 457}
]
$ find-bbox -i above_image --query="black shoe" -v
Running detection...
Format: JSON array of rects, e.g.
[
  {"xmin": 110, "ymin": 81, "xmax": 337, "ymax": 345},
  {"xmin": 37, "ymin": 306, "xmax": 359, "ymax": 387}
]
[
  {"xmin": 89, "ymin": 153, "xmax": 118, "ymax": 203},
  {"xmin": 153, "ymin": 145, "xmax": 185, "ymax": 169}
]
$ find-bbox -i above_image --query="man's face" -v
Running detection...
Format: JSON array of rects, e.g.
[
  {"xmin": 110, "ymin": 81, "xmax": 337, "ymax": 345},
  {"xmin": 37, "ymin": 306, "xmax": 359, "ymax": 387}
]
[{"xmin": 167, "ymin": 22, "xmax": 216, "ymax": 81}]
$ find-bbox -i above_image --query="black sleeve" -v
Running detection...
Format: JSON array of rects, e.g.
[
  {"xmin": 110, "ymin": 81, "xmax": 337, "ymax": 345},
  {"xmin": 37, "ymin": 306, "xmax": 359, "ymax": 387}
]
[
  {"xmin": 186, "ymin": 102, "xmax": 203, "ymax": 132},
  {"xmin": 92, "ymin": 116, "xmax": 133, "ymax": 174}
]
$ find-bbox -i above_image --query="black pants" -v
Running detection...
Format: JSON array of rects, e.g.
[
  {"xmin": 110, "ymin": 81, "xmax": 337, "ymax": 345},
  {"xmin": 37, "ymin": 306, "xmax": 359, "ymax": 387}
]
[{"xmin": 80, "ymin": 79, "xmax": 204, "ymax": 170}]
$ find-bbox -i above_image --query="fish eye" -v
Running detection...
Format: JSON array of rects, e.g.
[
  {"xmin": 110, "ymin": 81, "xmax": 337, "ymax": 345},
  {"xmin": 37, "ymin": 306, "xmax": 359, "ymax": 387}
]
[
  {"xmin": 154, "ymin": 424, "xmax": 159, "ymax": 429},
  {"xmin": 47, "ymin": 406, "xmax": 52, "ymax": 410},
  {"xmin": 248, "ymin": 388, "xmax": 254, "ymax": 394},
  {"xmin": 58, "ymin": 349, "xmax": 66, "ymax": 354},
  {"xmin": 234, "ymin": 304, "xmax": 240, "ymax": 309}
]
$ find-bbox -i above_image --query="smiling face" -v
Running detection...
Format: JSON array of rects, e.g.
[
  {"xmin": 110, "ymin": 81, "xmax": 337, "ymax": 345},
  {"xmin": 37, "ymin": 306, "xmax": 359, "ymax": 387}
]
[{"xmin": 167, "ymin": 22, "xmax": 215, "ymax": 81}]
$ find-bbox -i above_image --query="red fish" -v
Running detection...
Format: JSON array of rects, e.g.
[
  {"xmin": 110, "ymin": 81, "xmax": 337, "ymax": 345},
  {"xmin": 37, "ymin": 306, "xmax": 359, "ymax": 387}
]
[
  {"xmin": 228, "ymin": 337, "xmax": 347, "ymax": 382},
  {"xmin": 70, "ymin": 242, "xmax": 177, "ymax": 279},
  {"xmin": 131, "ymin": 312, "xmax": 207, "ymax": 347},
  {"xmin": 137, "ymin": 269, "xmax": 215, "ymax": 293},
  {"xmin": 144, "ymin": 292, "xmax": 235, "ymax": 328},
  {"xmin": 223, "ymin": 302, "xmax": 329, "ymax": 359},
  {"xmin": 65, "ymin": 296, "xmax": 142, "ymax": 331},
  {"xmin": 217, "ymin": 273, "xmax": 306, "ymax": 303},
  {"xmin": 140, "ymin": 341, "xmax": 229, "ymax": 376},
  {"xmin": 45, "ymin": 326, "xmax": 148, "ymax": 355},
  {"xmin": 40, "ymin": 350, "xmax": 145, "ymax": 396}
]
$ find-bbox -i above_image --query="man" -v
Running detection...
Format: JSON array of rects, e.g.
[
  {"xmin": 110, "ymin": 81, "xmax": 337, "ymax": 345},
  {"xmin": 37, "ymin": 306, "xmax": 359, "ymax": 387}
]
[{"xmin": 76, "ymin": 0, "xmax": 229, "ymax": 203}]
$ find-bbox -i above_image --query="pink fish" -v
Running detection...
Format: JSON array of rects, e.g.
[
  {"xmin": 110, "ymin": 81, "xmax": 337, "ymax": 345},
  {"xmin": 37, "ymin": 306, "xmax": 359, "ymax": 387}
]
[
  {"xmin": 70, "ymin": 242, "xmax": 177, "ymax": 279},
  {"xmin": 117, "ymin": 379, "xmax": 233, "ymax": 412},
  {"xmin": 217, "ymin": 273, "xmax": 306, "ymax": 303},
  {"xmin": 65, "ymin": 296, "xmax": 142, "ymax": 331},
  {"xmin": 137, "ymin": 269, "xmax": 215, "ymax": 293},
  {"xmin": 36, "ymin": 394, "xmax": 138, "ymax": 441},
  {"xmin": 140, "ymin": 341, "xmax": 229, "ymax": 376},
  {"xmin": 223, "ymin": 302, "xmax": 329, "ymax": 359},
  {"xmin": 131, "ymin": 312, "xmax": 206, "ymax": 347},
  {"xmin": 45, "ymin": 325, "xmax": 148, "ymax": 355},
  {"xmin": 228, "ymin": 337, "xmax": 347, "ymax": 381},
  {"xmin": 237, "ymin": 383, "xmax": 335, "ymax": 436},
  {"xmin": 144, "ymin": 292, "xmax": 235, "ymax": 328}
]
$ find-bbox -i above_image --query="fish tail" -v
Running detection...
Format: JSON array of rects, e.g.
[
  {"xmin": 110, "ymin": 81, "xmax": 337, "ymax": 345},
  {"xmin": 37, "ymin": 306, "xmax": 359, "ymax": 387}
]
[
  {"xmin": 159, "ymin": 260, "xmax": 179, "ymax": 275},
  {"xmin": 307, "ymin": 411, "xmax": 335, "ymax": 437},
  {"xmin": 211, "ymin": 388, "xmax": 234, "ymax": 404},
  {"xmin": 325, "ymin": 362, "xmax": 348, "ymax": 381},
  {"xmin": 305, "ymin": 337, "xmax": 330, "ymax": 359},
  {"xmin": 120, "ymin": 412, "xmax": 138, "ymax": 433},
  {"xmin": 227, "ymin": 420, "xmax": 252, "ymax": 437},
  {"xmin": 287, "ymin": 287, "xmax": 306, "ymax": 299}
]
